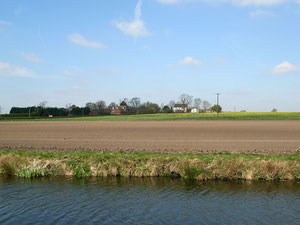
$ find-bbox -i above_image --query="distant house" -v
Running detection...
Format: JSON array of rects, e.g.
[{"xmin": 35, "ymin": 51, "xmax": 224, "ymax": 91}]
[
  {"xmin": 191, "ymin": 108, "xmax": 199, "ymax": 113},
  {"xmin": 111, "ymin": 105, "xmax": 128, "ymax": 115},
  {"xmin": 173, "ymin": 104, "xmax": 188, "ymax": 113}
]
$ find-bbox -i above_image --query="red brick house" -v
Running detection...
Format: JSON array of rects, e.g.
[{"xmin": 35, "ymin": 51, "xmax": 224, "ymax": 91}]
[{"xmin": 111, "ymin": 105, "xmax": 128, "ymax": 115}]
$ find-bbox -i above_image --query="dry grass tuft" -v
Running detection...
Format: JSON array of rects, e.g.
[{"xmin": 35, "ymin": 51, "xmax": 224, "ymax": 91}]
[{"xmin": 0, "ymin": 151, "xmax": 299, "ymax": 181}]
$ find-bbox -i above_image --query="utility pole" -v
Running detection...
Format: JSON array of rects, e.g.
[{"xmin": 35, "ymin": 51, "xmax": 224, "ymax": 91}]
[
  {"xmin": 29, "ymin": 108, "xmax": 31, "ymax": 118},
  {"xmin": 216, "ymin": 93, "xmax": 221, "ymax": 116}
]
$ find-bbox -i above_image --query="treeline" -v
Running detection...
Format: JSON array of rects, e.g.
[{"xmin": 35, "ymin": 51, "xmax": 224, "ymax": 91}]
[
  {"xmin": 10, "ymin": 106, "xmax": 90, "ymax": 117},
  {"xmin": 8, "ymin": 94, "xmax": 221, "ymax": 117},
  {"xmin": 85, "ymin": 98, "xmax": 162, "ymax": 115}
]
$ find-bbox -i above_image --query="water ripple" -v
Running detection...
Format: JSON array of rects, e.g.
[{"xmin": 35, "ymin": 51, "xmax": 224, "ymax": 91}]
[{"xmin": 0, "ymin": 177, "xmax": 299, "ymax": 225}]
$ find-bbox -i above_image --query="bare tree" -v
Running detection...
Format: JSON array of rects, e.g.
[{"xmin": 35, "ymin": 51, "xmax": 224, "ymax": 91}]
[
  {"xmin": 108, "ymin": 102, "xmax": 117, "ymax": 109},
  {"xmin": 160, "ymin": 103, "xmax": 164, "ymax": 111},
  {"xmin": 179, "ymin": 94, "xmax": 193, "ymax": 106},
  {"xmin": 129, "ymin": 97, "xmax": 141, "ymax": 108},
  {"xmin": 168, "ymin": 100, "xmax": 175, "ymax": 109},
  {"xmin": 85, "ymin": 102, "xmax": 95, "ymax": 111},
  {"xmin": 202, "ymin": 100, "xmax": 211, "ymax": 112},
  {"xmin": 39, "ymin": 101, "xmax": 48, "ymax": 109},
  {"xmin": 65, "ymin": 103, "xmax": 72, "ymax": 116},
  {"xmin": 95, "ymin": 100, "xmax": 106, "ymax": 114},
  {"xmin": 193, "ymin": 98, "xmax": 202, "ymax": 109},
  {"xmin": 271, "ymin": 108, "xmax": 277, "ymax": 112}
]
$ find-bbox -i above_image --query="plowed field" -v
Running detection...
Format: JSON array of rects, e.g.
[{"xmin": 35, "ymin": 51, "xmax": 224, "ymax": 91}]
[{"xmin": 1, "ymin": 121, "xmax": 299, "ymax": 154}]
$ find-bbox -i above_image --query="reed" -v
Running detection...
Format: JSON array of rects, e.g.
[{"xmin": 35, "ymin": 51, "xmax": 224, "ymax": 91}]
[{"xmin": 0, "ymin": 150, "xmax": 299, "ymax": 181}]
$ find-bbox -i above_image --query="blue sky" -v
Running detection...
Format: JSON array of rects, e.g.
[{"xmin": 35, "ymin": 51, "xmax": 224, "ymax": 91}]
[{"xmin": 0, "ymin": 0, "xmax": 300, "ymax": 113}]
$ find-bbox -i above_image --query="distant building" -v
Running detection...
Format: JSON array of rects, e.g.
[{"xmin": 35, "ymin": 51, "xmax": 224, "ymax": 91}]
[
  {"xmin": 191, "ymin": 108, "xmax": 199, "ymax": 113},
  {"xmin": 173, "ymin": 104, "xmax": 188, "ymax": 113},
  {"xmin": 111, "ymin": 105, "xmax": 128, "ymax": 115}
]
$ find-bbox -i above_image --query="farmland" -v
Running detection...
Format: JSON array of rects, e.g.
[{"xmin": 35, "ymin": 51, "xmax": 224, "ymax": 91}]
[
  {"xmin": 1, "ymin": 112, "xmax": 300, "ymax": 121},
  {"xmin": 1, "ymin": 120, "xmax": 300, "ymax": 154}
]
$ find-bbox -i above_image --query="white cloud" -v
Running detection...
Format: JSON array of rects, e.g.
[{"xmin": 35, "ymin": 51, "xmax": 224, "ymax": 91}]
[
  {"xmin": 179, "ymin": 56, "xmax": 201, "ymax": 65},
  {"xmin": 114, "ymin": 0, "xmax": 149, "ymax": 38},
  {"xmin": 0, "ymin": 61, "xmax": 38, "ymax": 78},
  {"xmin": 20, "ymin": 52, "xmax": 43, "ymax": 64},
  {"xmin": 157, "ymin": 0, "xmax": 289, "ymax": 6},
  {"xmin": 271, "ymin": 61, "xmax": 298, "ymax": 74},
  {"xmin": 68, "ymin": 33, "xmax": 105, "ymax": 48},
  {"xmin": 249, "ymin": 9, "xmax": 274, "ymax": 17}
]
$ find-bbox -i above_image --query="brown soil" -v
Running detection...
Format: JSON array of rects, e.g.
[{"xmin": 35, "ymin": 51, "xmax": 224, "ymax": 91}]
[{"xmin": 0, "ymin": 121, "xmax": 300, "ymax": 154}]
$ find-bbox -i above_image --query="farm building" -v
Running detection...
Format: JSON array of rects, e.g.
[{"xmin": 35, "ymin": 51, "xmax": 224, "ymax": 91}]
[
  {"xmin": 173, "ymin": 104, "xmax": 188, "ymax": 113},
  {"xmin": 191, "ymin": 108, "xmax": 199, "ymax": 113},
  {"xmin": 111, "ymin": 105, "xmax": 128, "ymax": 115}
]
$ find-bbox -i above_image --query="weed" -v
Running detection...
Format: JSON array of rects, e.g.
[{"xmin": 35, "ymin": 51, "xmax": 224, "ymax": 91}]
[
  {"xmin": 74, "ymin": 164, "xmax": 91, "ymax": 177},
  {"xmin": 16, "ymin": 166, "xmax": 48, "ymax": 178},
  {"xmin": 0, "ymin": 161, "xmax": 16, "ymax": 176}
]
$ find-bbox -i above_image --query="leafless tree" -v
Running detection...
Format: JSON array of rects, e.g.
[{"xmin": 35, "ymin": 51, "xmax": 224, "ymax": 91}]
[
  {"xmin": 39, "ymin": 101, "xmax": 48, "ymax": 108},
  {"xmin": 179, "ymin": 94, "xmax": 193, "ymax": 105},
  {"xmin": 202, "ymin": 100, "xmax": 211, "ymax": 112},
  {"xmin": 65, "ymin": 103, "xmax": 72, "ymax": 116},
  {"xmin": 108, "ymin": 102, "xmax": 117, "ymax": 109},
  {"xmin": 193, "ymin": 98, "xmax": 202, "ymax": 109},
  {"xmin": 85, "ymin": 102, "xmax": 95, "ymax": 112},
  {"xmin": 129, "ymin": 97, "xmax": 141, "ymax": 108},
  {"xmin": 168, "ymin": 100, "xmax": 175, "ymax": 109},
  {"xmin": 95, "ymin": 100, "xmax": 106, "ymax": 114}
]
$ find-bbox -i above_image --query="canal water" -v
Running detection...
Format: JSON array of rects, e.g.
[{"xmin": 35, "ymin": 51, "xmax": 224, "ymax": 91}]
[{"xmin": 0, "ymin": 177, "xmax": 299, "ymax": 225}]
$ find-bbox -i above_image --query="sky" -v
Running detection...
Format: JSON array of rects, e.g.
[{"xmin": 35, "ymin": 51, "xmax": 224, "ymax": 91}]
[{"xmin": 0, "ymin": 0, "xmax": 300, "ymax": 113}]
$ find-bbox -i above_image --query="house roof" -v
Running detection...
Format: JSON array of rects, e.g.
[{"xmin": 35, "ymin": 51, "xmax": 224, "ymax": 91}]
[{"xmin": 174, "ymin": 104, "xmax": 187, "ymax": 107}]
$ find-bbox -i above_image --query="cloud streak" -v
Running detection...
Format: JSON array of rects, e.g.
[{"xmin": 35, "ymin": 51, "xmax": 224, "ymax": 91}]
[
  {"xmin": 249, "ymin": 9, "xmax": 274, "ymax": 17},
  {"xmin": 0, "ymin": 61, "xmax": 39, "ymax": 78},
  {"xmin": 0, "ymin": 20, "xmax": 11, "ymax": 32},
  {"xmin": 68, "ymin": 33, "xmax": 105, "ymax": 48},
  {"xmin": 20, "ymin": 52, "xmax": 43, "ymax": 64},
  {"xmin": 114, "ymin": 0, "xmax": 149, "ymax": 38},
  {"xmin": 0, "ymin": 20, "xmax": 11, "ymax": 25},
  {"xmin": 157, "ymin": 0, "xmax": 293, "ymax": 6}
]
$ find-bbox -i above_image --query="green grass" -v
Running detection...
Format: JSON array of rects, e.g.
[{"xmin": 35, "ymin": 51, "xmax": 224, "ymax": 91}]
[
  {"xmin": 0, "ymin": 150, "xmax": 299, "ymax": 180},
  {"xmin": 1, "ymin": 149, "xmax": 299, "ymax": 161},
  {"xmin": 1, "ymin": 112, "xmax": 300, "ymax": 122}
]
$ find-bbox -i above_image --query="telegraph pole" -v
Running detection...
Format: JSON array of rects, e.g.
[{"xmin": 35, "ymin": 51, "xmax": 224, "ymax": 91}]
[{"xmin": 216, "ymin": 93, "xmax": 221, "ymax": 116}]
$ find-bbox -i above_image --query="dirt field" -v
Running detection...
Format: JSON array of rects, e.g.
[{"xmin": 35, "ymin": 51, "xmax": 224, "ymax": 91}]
[{"xmin": 0, "ymin": 121, "xmax": 300, "ymax": 154}]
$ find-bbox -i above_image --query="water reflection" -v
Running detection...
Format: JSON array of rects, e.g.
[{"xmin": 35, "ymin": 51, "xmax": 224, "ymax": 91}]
[{"xmin": 0, "ymin": 177, "xmax": 299, "ymax": 225}]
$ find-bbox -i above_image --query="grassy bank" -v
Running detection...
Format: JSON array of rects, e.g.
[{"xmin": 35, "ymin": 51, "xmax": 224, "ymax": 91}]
[
  {"xmin": 0, "ymin": 150, "xmax": 299, "ymax": 181},
  {"xmin": 1, "ymin": 112, "xmax": 300, "ymax": 121}
]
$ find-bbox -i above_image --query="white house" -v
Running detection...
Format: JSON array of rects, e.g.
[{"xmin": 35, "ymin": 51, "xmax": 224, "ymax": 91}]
[
  {"xmin": 191, "ymin": 108, "xmax": 199, "ymax": 113},
  {"xmin": 173, "ymin": 104, "xmax": 188, "ymax": 112}
]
